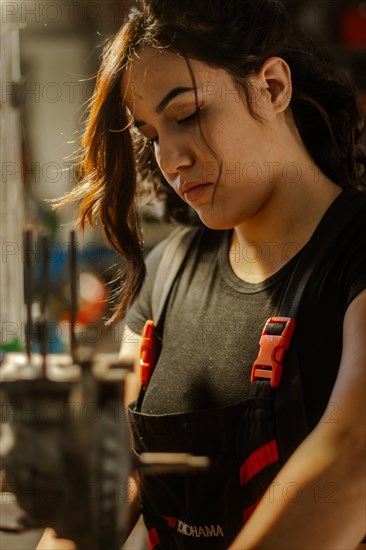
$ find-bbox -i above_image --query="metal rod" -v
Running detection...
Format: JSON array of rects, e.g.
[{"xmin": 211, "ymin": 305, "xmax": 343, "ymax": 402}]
[
  {"xmin": 137, "ymin": 453, "xmax": 210, "ymax": 474},
  {"xmin": 69, "ymin": 230, "xmax": 78, "ymax": 362},
  {"xmin": 39, "ymin": 234, "xmax": 49, "ymax": 375},
  {"xmin": 23, "ymin": 227, "xmax": 34, "ymax": 362}
]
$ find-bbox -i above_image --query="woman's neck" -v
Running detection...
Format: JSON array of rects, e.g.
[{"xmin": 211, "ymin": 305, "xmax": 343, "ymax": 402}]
[{"xmin": 229, "ymin": 170, "xmax": 342, "ymax": 283}]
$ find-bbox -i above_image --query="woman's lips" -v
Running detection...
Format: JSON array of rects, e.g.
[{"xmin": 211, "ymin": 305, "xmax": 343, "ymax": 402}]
[{"xmin": 181, "ymin": 182, "xmax": 212, "ymax": 203}]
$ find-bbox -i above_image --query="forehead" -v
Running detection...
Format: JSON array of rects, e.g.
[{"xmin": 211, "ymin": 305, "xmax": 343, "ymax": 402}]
[
  {"xmin": 124, "ymin": 47, "xmax": 186, "ymax": 88},
  {"xmin": 121, "ymin": 46, "xmax": 229, "ymax": 107}
]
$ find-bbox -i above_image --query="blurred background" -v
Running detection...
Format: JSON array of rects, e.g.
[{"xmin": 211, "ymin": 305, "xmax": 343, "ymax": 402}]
[{"xmin": 1, "ymin": 0, "xmax": 365, "ymax": 356}]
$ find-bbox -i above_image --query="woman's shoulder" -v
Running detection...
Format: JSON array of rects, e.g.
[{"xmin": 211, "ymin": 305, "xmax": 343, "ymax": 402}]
[
  {"xmin": 308, "ymin": 187, "xmax": 366, "ymax": 257},
  {"xmin": 144, "ymin": 224, "xmax": 223, "ymax": 271},
  {"xmin": 142, "ymin": 225, "xmax": 197, "ymax": 278},
  {"xmin": 311, "ymin": 187, "xmax": 366, "ymax": 311},
  {"xmin": 124, "ymin": 224, "xmax": 218, "ymax": 332},
  {"xmin": 332, "ymin": 188, "xmax": 366, "ymax": 252}
]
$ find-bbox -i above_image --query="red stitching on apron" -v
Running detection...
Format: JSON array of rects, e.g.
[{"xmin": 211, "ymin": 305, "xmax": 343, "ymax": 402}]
[
  {"xmin": 163, "ymin": 515, "xmax": 178, "ymax": 528},
  {"xmin": 148, "ymin": 527, "xmax": 160, "ymax": 548},
  {"xmin": 240, "ymin": 439, "xmax": 279, "ymax": 485}
]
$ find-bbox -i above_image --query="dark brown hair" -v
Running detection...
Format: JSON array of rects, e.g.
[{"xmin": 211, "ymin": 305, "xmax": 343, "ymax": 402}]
[{"xmin": 63, "ymin": 0, "xmax": 366, "ymax": 321}]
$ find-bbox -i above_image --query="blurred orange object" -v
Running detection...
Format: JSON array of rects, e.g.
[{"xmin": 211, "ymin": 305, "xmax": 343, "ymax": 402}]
[{"xmin": 77, "ymin": 271, "xmax": 108, "ymax": 325}]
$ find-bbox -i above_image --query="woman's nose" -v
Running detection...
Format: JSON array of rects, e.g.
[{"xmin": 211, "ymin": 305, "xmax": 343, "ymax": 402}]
[{"xmin": 154, "ymin": 138, "xmax": 194, "ymax": 177}]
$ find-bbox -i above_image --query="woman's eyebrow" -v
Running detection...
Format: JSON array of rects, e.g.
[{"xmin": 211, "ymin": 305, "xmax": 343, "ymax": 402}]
[
  {"xmin": 156, "ymin": 86, "xmax": 195, "ymax": 114},
  {"xmin": 134, "ymin": 86, "xmax": 195, "ymax": 128}
]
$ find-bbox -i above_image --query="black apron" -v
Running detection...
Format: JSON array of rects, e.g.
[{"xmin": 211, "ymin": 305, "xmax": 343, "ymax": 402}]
[{"xmin": 127, "ymin": 381, "xmax": 281, "ymax": 549}]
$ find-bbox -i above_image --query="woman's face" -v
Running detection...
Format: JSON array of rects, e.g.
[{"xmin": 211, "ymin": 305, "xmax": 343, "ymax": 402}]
[{"xmin": 122, "ymin": 47, "xmax": 289, "ymax": 230}]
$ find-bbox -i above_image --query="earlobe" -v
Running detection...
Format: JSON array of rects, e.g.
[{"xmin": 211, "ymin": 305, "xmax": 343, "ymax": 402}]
[{"xmin": 258, "ymin": 57, "xmax": 292, "ymax": 113}]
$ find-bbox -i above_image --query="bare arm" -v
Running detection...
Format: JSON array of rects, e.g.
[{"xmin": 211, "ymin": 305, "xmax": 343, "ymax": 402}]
[
  {"xmin": 119, "ymin": 324, "xmax": 142, "ymax": 407},
  {"xmin": 229, "ymin": 289, "xmax": 366, "ymax": 550},
  {"xmin": 120, "ymin": 324, "xmax": 143, "ymax": 538}
]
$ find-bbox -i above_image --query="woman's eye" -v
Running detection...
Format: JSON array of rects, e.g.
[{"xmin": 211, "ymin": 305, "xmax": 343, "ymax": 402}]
[
  {"xmin": 144, "ymin": 105, "xmax": 202, "ymax": 145},
  {"xmin": 177, "ymin": 106, "xmax": 202, "ymax": 125}
]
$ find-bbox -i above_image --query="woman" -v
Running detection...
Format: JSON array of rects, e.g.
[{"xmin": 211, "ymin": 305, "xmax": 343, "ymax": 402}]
[{"xmin": 38, "ymin": 0, "xmax": 366, "ymax": 548}]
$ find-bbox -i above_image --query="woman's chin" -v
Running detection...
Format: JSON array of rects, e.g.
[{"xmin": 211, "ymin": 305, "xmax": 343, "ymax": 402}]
[{"xmin": 198, "ymin": 215, "xmax": 235, "ymax": 231}]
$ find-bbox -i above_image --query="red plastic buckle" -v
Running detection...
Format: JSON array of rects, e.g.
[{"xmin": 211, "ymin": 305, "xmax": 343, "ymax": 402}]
[
  {"xmin": 250, "ymin": 317, "xmax": 295, "ymax": 388},
  {"xmin": 140, "ymin": 320, "xmax": 155, "ymax": 388}
]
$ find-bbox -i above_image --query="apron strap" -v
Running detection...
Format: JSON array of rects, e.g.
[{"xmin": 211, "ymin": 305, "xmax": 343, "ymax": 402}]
[
  {"xmin": 136, "ymin": 226, "xmax": 200, "ymax": 411},
  {"xmin": 152, "ymin": 226, "xmax": 201, "ymax": 329},
  {"xmin": 280, "ymin": 188, "xmax": 366, "ymax": 320},
  {"xmin": 275, "ymin": 188, "xmax": 366, "ymax": 461}
]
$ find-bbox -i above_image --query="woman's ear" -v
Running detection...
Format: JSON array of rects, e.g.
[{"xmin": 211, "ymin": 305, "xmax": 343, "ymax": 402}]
[{"xmin": 255, "ymin": 57, "xmax": 292, "ymax": 115}]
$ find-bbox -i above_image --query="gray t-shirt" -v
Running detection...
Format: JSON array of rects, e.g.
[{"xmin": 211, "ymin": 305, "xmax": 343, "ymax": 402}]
[{"xmin": 125, "ymin": 201, "xmax": 366, "ymax": 430}]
